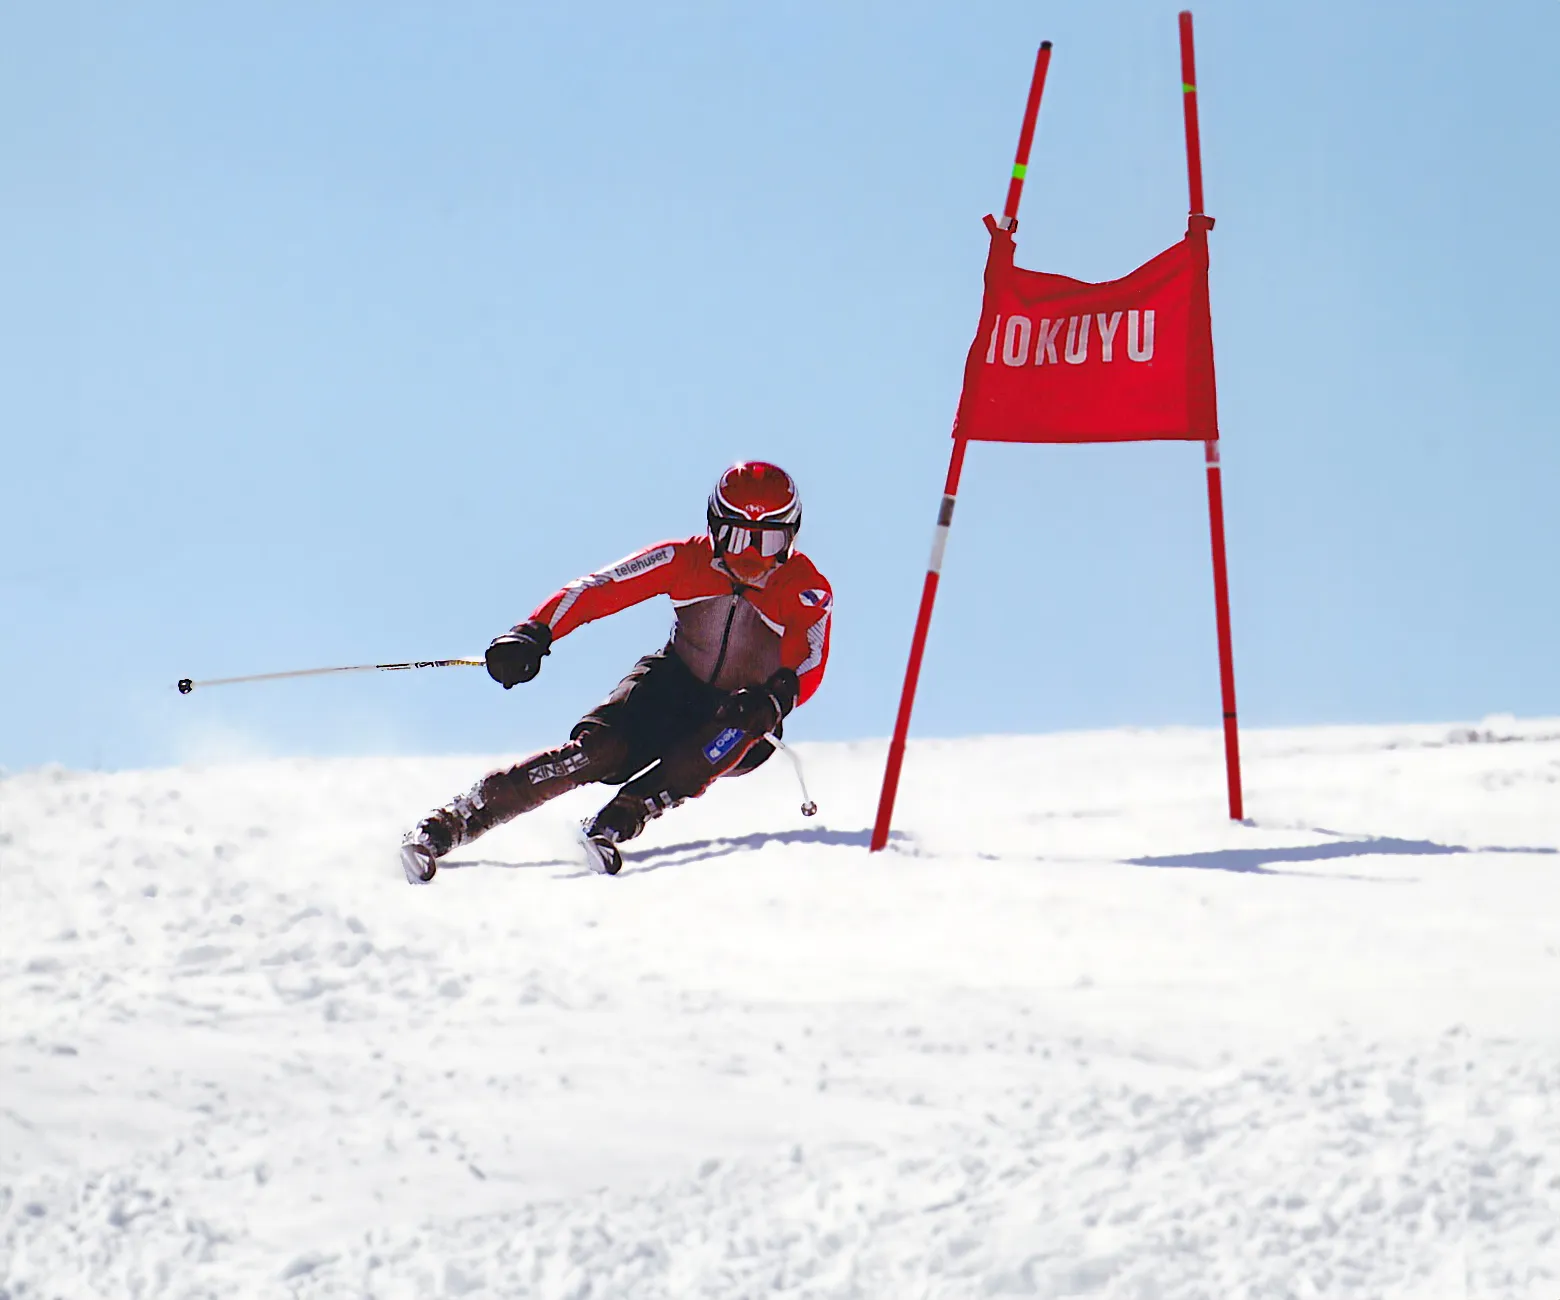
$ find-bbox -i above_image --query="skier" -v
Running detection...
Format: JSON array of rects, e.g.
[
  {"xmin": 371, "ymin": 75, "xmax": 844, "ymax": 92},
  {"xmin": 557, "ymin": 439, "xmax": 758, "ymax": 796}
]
[{"xmin": 400, "ymin": 461, "xmax": 832, "ymax": 882}]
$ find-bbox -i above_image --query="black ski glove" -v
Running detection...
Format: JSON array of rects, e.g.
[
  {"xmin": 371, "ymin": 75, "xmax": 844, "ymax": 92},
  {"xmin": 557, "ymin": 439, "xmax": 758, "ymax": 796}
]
[
  {"xmin": 485, "ymin": 620, "xmax": 552, "ymax": 689},
  {"xmin": 764, "ymin": 668, "xmax": 800, "ymax": 718},
  {"xmin": 717, "ymin": 668, "xmax": 799, "ymax": 735}
]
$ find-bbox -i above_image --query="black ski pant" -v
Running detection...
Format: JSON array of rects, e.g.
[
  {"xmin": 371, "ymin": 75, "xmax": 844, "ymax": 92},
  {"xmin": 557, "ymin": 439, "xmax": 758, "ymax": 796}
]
[{"xmin": 423, "ymin": 649, "xmax": 777, "ymax": 853}]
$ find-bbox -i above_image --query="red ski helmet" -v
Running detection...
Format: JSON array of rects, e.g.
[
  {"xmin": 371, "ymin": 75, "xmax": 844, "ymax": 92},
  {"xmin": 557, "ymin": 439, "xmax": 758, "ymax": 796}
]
[{"xmin": 707, "ymin": 461, "xmax": 801, "ymax": 581}]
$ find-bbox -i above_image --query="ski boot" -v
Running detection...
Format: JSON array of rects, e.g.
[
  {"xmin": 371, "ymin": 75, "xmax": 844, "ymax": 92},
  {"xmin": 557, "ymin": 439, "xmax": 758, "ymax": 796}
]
[
  {"xmin": 399, "ymin": 814, "xmax": 457, "ymax": 886},
  {"xmin": 576, "ymin": 824, "xmax": 623, "ymax": 876},
  {"xmin": 577, "ymin": 783, "xmax": 684, "ymax": 876}
]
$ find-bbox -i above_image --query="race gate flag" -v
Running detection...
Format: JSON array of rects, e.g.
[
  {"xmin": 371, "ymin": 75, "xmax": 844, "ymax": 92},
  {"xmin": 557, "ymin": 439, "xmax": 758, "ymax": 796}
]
[
  {"xmin": 956, "ymin": 213, "xmax": 1218, "ymax": 444},
  {"xmin": 871, "ymin": 13, "xmax": 1245, "ymax": 853}
]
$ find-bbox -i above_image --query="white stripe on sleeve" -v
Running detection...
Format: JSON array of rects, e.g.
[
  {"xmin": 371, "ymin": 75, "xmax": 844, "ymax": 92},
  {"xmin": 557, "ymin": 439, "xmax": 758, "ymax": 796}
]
[{"xmin": 797, "ymin": 612, "xmax": 829, "ymax": 677}]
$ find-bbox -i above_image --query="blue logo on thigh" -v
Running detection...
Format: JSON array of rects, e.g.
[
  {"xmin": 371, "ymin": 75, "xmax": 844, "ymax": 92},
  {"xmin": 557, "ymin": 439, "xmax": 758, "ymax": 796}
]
[{"xmin": 703, "ymin": 727, "xmax": 746, "ymax": 764}]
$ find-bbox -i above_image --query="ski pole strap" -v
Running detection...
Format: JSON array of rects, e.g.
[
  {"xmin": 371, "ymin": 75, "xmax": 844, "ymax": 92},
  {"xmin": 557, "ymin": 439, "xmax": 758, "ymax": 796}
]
[{"xmin": 176, "ymin": 658, "xmax": 484, "ymax": 694}]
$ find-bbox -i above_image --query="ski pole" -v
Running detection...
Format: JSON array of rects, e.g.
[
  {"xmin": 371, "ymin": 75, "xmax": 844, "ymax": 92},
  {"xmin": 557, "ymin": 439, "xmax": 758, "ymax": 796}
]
[
  {"xmin": 763, "ymin": 733, "xmax": 818, "ymax": 817},
  {"xmin": 176, "ymin": 658, "xmax": 485, "ymax": 694}
]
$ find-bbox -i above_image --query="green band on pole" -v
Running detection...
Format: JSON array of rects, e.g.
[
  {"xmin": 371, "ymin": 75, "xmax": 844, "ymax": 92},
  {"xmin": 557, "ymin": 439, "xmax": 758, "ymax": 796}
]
[
  {"xmin": 1012, "ymin": 163, "xmax": 1027, "ymax": 180},
  {"xmin": 1183, "ymin": 82, "xmax": 1196, "ymax": 93}
]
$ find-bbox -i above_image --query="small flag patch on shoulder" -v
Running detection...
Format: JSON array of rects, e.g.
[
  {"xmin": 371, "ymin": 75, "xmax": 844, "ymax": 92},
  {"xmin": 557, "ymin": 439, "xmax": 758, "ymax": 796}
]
[{"xmin": 799, "ymin": 588, "xmax": 831, "ymax": 608}]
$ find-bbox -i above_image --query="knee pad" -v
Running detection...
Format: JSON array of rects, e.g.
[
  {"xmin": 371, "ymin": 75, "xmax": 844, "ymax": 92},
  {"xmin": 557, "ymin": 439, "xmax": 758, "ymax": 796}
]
[
  {"xmin": 499, "ymin": 729, "xmax": 631, "ymax": 797},
  {"xmin": 574, "ymin": 725, "xmax": 634, "ymax": 783}
]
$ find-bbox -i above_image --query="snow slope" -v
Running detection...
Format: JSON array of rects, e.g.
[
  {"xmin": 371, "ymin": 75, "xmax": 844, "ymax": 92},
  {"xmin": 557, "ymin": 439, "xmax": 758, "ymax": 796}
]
[{"xmin": 2, "ymin": 719, "xmax": 1558, "ymax": 1298}]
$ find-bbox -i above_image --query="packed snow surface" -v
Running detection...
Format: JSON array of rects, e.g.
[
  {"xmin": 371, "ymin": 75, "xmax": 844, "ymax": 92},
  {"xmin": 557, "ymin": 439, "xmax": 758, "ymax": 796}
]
[{"xmin": 3, "ymin": 719, "xmax": 1558, "ymax": 1298}]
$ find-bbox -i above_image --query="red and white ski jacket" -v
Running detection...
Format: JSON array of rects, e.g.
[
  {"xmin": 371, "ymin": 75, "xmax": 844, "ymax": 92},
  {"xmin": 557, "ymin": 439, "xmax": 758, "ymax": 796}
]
[{"xmin": 528, "ymin": 537, "xmax": 832, "ymax": 706}]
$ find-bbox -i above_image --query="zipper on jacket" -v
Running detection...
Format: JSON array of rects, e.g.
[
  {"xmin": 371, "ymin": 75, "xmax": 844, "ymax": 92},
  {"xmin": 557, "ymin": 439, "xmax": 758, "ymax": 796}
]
[{"xmin": 706, "ymin": 590, "xmax": 743, "ymax": 685}]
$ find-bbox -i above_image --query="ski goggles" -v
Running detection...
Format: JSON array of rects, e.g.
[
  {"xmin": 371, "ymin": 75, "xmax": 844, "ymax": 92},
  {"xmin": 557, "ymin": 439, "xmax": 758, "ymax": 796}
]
[{"xmin": 709, "ymin": 516, "xmax": 796, "ymax": 558}]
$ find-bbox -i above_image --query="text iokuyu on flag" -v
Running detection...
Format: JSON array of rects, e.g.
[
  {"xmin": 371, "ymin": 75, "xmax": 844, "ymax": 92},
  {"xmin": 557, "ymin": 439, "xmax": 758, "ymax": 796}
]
[{"xmin": 953, "ymin": 213, "xmax": 1218, "ymax": 445}]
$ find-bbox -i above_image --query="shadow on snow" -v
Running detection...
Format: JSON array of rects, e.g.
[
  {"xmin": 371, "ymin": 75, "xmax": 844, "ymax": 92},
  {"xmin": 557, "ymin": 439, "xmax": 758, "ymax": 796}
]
[
  {"xmin": 438, "ymin": 856, "xmax": 575, "ymax": 872},
  {"xmin": 441, "ymin": 827, "xmax": 909, "ymax": 877},
  {"xmin": 1126, "ymin": 836, "xmax": 1556, "ymax": 879},
  {"xmin": 618, "ymin": 827, "xmax": 908, "ymax": 876},
  {"xmin": 446, "ymin": 830, "xmax": 1554, "ymax": 881}
]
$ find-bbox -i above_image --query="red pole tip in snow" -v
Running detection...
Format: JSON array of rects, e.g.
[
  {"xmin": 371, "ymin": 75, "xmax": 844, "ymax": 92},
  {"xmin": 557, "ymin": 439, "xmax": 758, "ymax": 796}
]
[
  {"xmin": 1204, "ymin": 446, "xmax": 1244, "ymax": 820},
  {"xmin": 999, "ymin": 41, "xmax": 1054, "ymax": 229},
  {"xmin": 1178, "ymin": 11, "xmax": 1206, "ymax": 216}
]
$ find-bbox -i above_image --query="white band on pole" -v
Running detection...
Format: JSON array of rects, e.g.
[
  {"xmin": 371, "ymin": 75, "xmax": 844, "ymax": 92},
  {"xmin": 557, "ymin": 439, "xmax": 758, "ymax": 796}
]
[
  {"xmin": 928, "ymin": 493, "xmax": 957, "ymax": 574},
  {"xmin": 928, "ymin": 525, "xmax": 951, "ymax": 575}
]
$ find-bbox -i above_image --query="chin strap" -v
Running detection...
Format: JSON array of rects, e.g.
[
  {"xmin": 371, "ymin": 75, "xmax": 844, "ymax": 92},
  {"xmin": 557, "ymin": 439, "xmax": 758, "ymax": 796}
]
[{"xmin": 717, "ymin": 555, "xmax": 786, "ymax": 587}]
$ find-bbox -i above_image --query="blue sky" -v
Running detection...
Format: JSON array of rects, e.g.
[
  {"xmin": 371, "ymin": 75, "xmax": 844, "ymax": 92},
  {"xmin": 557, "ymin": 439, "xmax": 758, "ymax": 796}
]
[{"xmin": 3, "ymin": 0, "xmax": 1556, "ymax": 772}]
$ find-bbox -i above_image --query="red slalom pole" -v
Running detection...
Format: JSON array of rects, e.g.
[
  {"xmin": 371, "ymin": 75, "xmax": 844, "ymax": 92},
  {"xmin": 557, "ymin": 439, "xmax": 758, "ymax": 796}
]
[
  {"xmin": 870, "ymin": 440, "xmax": 968, "ymax": 852},
  {"xmin": 1000, "ymin": 42, "xmax": 1054, "ymax": 227},
  {"xmin": 1180, "ymin": 10, "xmax": 1245, "ymax": 821},
  {"xmin": 1179, "ymin": 12, "xmax": 1206, "ymax": 217},
  {"xmin": 871, "ymin": 44, "xmax": 1053, "ymax": 854},
  {"xmin": 1204, "ymin": 440, "xmax": 1244, "ymax": 819}
]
